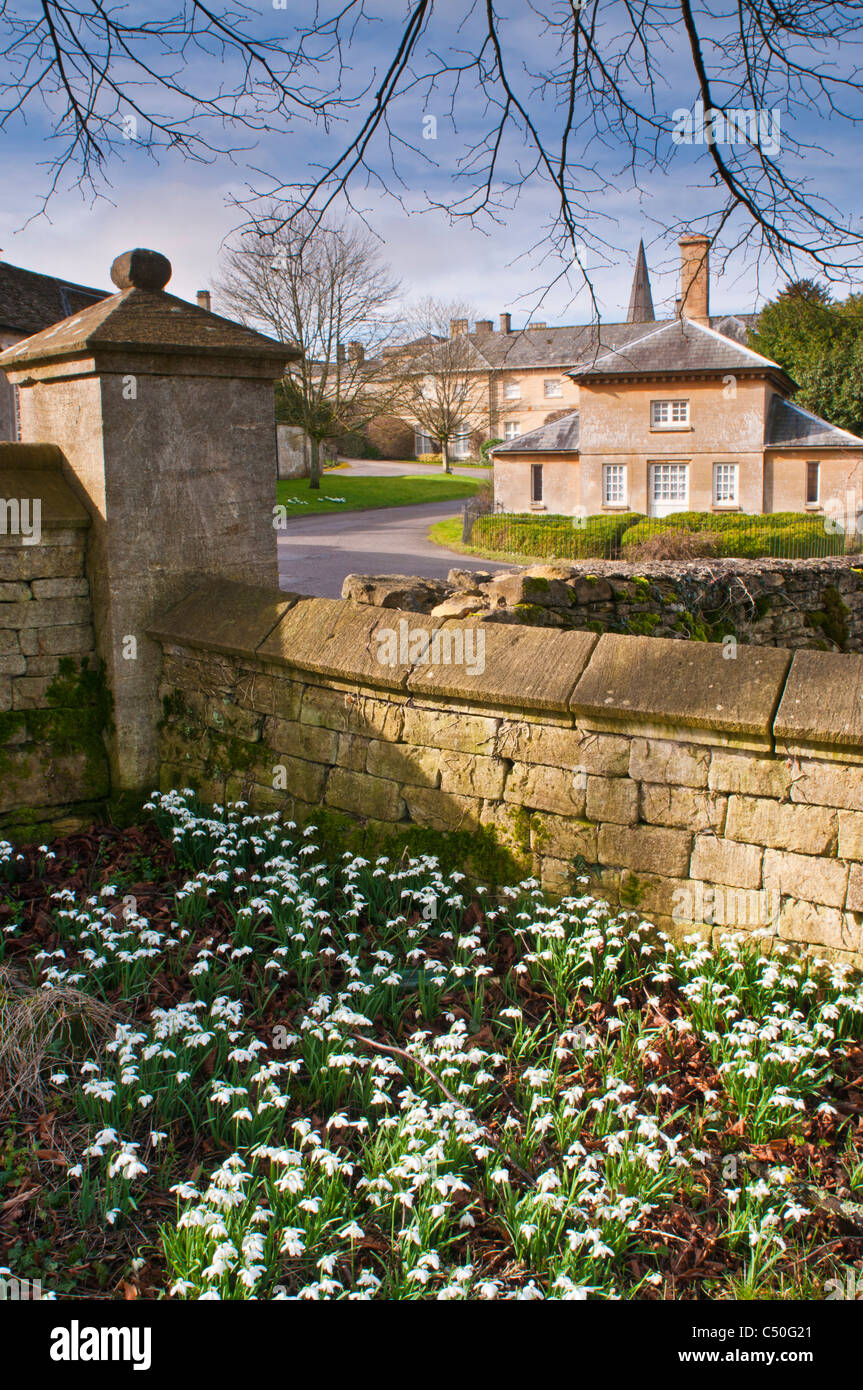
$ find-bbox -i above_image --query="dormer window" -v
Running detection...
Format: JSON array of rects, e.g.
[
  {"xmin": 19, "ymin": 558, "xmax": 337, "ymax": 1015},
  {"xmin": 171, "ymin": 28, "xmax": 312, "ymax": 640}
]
[{"xmin": 651, "ymin": 399, "xmax": 689, "ymax": 428}]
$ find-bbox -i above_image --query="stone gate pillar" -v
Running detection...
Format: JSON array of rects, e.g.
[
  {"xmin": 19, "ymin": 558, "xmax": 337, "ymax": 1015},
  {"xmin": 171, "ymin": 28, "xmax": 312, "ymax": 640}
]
[{"xmin": 0, "ymin": 248, "xmax": 299, "ymax": 791}]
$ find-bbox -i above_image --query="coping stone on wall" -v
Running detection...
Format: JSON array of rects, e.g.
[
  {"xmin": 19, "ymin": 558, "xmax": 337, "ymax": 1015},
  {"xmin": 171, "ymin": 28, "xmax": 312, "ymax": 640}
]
[
  {"xmin": 774, "ymin": 650, "xmax": 863, "ymax": 764},
  {"xmin": 408, "ymin": 623, "xmax": 597, "ymax": 712},
  {"xmin": 259, "ymin": 596, "xmax": 444, "ymax": 692},
  {"xmin": 571, "ymin": 633, "xmax": 793, "ymax": 750},
  {"xmin": 0, "ymin": 444, "xmax": 90, "ymax": 531},
  {"xmin": 148, "ymin": 579, "xmax": 300, "ymax": 659}
]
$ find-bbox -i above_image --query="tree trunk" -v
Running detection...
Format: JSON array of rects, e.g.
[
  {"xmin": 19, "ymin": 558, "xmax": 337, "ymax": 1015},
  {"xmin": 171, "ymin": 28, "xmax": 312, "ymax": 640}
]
[
  {"xmin": 441, "ymin": 438, "xmax": 452, "ymax": 474},
  {"xmin": 309, "ymin": 435, "xmax": 321, "ymax": 490}
]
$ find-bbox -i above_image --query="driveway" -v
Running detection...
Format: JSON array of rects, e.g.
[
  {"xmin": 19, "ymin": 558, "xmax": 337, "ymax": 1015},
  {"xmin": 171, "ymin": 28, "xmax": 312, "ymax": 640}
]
[{"xmin": 277, "ymin": 499, "xmax": 511, "ymax": 598}]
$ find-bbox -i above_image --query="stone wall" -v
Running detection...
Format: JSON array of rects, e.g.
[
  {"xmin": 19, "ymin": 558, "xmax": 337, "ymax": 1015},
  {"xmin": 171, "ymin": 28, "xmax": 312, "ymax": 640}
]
[
  {"xmin": 0, "ymin": 444, "xmax": 110, "ymax": 838},
  {"xmin": 152, "ymin": 577, "xmax": 863, "ymax": 965},
  {"xmin": 342, "ymin": 555, "xmax": 863, "ymax": 651}
]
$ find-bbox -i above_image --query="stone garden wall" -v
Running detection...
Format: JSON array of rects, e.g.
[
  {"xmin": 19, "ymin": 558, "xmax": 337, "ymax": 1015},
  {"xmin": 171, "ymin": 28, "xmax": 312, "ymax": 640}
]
[
  {"xmin": 342, "ymin": 555, "xmax": 863, "ymax": 652},
  {"xmin": 0, "ymin": 444, "xmax": 110, "ymax": 838},
  {"xmin": 152, "ymin": 576, "xmax": 863, "ymax": 965}
]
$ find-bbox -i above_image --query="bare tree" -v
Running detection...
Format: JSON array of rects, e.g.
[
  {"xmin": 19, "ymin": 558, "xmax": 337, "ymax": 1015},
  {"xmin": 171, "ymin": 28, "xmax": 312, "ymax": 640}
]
[
  {"xmin": 391, "ymin": 300, "xmax": 490, "ymax": 473},
  {"xmin": 5, "ymin": 3, "xmax": 863, "ymax": 291},
  {"xmin": 215, "ymin": 206, "xmax": 401, "ymax": 488}
]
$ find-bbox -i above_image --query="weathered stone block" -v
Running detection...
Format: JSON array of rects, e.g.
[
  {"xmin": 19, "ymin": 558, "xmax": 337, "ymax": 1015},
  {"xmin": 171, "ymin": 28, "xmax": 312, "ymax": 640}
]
[
  {"xmin": 0, "ymin": 654, "xmax": 27, "ymax": 676},
  {"xmin": 0, "ymin": 631, "xmax": 20, "ymax": 656},
  {"xmin": 640, "ymin": 784, "xmax": 726, "ymax": 834},
  {"xmin": 11, "ymin": 675, "xmax": 53, "ymax": 706},
  {"xmin": 531, "ymin": 813, "xmax": 598, "ymax": 860},
  {"xmin": 708, "ymin": 750, "xmax": 791, "ymax": 799},
  {"xmin": 789, "ymin": 759, "xmax": 863, "ymax": 811},
  {"xmin": 30, "ymin": 577, "xmax": 89, "ymax": 599},
  {"xmin": 237, "ymin": 670, "xmax": 302, "ymax": 721},
  {"xmin": 335, "ymin": 734, "xmax": 369, "ymax": 772},
  {"xmin": 301, "ymin": 683, "xmax": 404, "ymax": 740},
  {"xmin": 367, "ymin": 739, "xmax": 440, "ymax": 787},
  {"xmin": 776, "ymin": 899, "xmax": 861, "ymax": 953},
  {"xmin": 265, "ymin": 756, "xmax": 326, "ymax": 805},
  {"xmin": 725, "ymin": 795, "xmax": 836, "ymax": 853},
  {"xmin": 497, "ymin": 721, "xmax": 630, "ymax": 775},
  {"xmin": 846, "ymin": 864, "xmax": 863, "ymax": 912},
  {"xmin": 403, "ymin": 785, "xmax": 482, "ymax": 833},
  {"xmin": 264, "ymin": 716, "xmax": 338, "ymax": 765},
  {"xmin": 207, "ymin": 699, "xmax": 262, "ymax": 741},
  {"xmin": 598, "ymin": 822, "xmax": 692, "ymax": 877},
  {"xmin": 325, "ymin": 767, "xmax": 404, "ymax": 822},
  {"xmin": 839, "ymin": 811, "xmax": 863, "ymax": 861},
  {"xmin": 0, "ymin": 541, "xmax": 84, "ymax": 581},
  {"xmin": 0, "ymin": 597, "xmax": 91, "ymax": 629},
  {"xmin": 439, "ymin": 750, "xmax": 507, "ymax": 799},
  {"xmin": 402, "ymin": 705, "xmax": 498, "ymax": 755},
  {"xmin": 763, "ymin": 848, "xmax": 848, "ymax": 908},
  {"xmin": 630, "ymin": 737, "xmax": 710, "ymax": 788},
  {"xmin": 0, "ymin": 582, "xmax": 32, "ymax": 601},
  {"xmin": 0, "ymin": 746, "xmax": 109, "ymax": 812},
  {"xmin": 690, "ymin": 835, "xmax": 763, "ymax": 889},
  {"xmin": 503, "ymin": 761, "xmax": 587, "ymax": 817},
  {"xmin": 586, "ymin": 775, "xmax": 638, "ymax": 824},
  {"xmin": 18, "ymin": 624, "xmax": 94, "ymax": 656}
]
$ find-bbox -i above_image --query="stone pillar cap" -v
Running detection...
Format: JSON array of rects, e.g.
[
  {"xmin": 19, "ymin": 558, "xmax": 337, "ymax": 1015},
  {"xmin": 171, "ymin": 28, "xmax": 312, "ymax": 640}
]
[{"xmin": 110, "ymin": 249, "xmax": 172, "ymax": 291}]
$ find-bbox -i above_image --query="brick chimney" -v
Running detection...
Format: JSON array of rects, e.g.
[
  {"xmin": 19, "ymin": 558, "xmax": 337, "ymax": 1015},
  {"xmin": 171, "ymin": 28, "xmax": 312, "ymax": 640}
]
[
  {"xmin": 196, "ymin": 290, "xmax": 211, "ymax": 311},
  {"xmin": 347, "ymin": 341, "xmax": 365, "ymax": 363},
  {"xmin": 678, "ymin": 235, "xmax": 710, "ymax": 326},
  {"xmin": 475, "ymin": 319, "xmax": 493, "ymax": 334},
  {"xmin": 499, "ymin": 312, "xmax": 512, "ymax": 334},
  {"xmin": 449, "ymin": 319, "xmax": 469, "ymax": 337}
]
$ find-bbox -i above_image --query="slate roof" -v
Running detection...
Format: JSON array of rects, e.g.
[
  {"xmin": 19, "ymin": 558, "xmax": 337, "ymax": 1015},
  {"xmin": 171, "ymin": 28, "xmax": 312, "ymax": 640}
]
[
  {"xmin": 0, "ymin": 287, "xmax": 300, "ymax": 367},
  {"xmin": 493, "ymin": 411, "xmax": 580, "ymax": 453},
  {"xmin": 444, "ymin": 312, "xmax": 760, "ymax": 372},
  {"xmin": 766, "ymin": 396, "xmax": 863, "ymax": 449},
  {"xmin": 569, "ymin": 317, "xmax": 790, "ymax": 384},
  {"xmin": 0, "ymin": 260, "xmax": 108, "ymax": 337}
]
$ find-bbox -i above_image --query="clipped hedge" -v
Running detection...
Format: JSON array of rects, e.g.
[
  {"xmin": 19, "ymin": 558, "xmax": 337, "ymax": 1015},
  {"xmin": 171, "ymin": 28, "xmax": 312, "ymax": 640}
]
[
  {"xmin": 621, "ymin": 511, "xmax": 842, "ymax": 559},
  {"xmin": 471, "ymin": 511, "xmax": 645, "ymax": 559}
]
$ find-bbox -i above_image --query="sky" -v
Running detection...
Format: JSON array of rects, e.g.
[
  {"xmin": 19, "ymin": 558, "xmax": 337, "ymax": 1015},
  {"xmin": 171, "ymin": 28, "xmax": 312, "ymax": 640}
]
[{"xmin": 3, "ymin": 0, "xmax": 863, "ymax": 330}]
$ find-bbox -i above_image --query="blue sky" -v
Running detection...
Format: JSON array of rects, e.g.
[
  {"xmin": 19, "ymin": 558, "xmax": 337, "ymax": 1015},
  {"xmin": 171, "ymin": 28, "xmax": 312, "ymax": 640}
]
[{"xmin": 2, "ymin": 0, "xmax": 862, "ymax": 328}]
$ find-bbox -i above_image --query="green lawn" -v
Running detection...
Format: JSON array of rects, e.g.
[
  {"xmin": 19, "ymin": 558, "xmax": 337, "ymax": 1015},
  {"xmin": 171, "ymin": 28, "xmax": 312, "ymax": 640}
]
[{"xmin": 276, "ymin": 473, "xmax": 482, "ymax": 516}]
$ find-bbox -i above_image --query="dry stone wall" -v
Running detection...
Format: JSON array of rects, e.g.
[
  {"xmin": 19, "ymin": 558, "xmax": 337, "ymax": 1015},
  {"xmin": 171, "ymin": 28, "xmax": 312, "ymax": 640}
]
[
  {"xmin": 152, "ymin": 576, "xmax": 863, "ymax": 965},
  {"xmin": 0, "ymin": 444, "xmax": 110, "ymax": 838},
  {"xmin": 342, "ymin": 555, "xmax": 863, "ymax": 652}
]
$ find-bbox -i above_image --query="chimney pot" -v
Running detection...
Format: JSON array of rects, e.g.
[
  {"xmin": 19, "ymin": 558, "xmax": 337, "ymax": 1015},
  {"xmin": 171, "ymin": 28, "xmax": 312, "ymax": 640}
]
[{"xmin": 196, "ymin": 290, "xmax": 212, "ymax": 311}]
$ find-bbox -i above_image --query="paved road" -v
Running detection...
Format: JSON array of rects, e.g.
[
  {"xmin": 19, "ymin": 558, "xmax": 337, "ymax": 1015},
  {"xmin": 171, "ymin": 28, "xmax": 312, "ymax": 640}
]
[{"xmin": 277, "ymin": 499, "xmax": 511, "ymax": 598}]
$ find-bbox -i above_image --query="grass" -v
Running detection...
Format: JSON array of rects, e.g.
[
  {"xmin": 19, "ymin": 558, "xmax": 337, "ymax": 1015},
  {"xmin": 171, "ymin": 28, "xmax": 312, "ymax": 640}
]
[
  {"xmin": 2, "ymin": 794, "xmax": 863, "ymax": 1301},
  {"xmin": 276, "ymin": 474, "xmax": 482, "ymax": 517}
]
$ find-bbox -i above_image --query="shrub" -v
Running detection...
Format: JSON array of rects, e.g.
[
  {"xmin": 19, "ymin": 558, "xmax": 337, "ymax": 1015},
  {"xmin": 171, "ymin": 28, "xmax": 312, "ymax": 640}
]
[
  {"xmin": 416, "ymin": 452, "xmax": 443, "ymax": 465},
  {"xmin": 481, "ymin": 437, "xmax": 503, "ymax": 460},
  {"xmin": 472, "ymin": 511, "xmax": 644, "ymax": 559}
]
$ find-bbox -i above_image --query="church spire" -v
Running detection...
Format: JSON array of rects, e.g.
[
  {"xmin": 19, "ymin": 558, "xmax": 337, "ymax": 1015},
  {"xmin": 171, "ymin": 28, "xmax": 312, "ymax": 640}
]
[{"xmin": 626, "ymin": 239, "xmax": 655, "ymax": 322}]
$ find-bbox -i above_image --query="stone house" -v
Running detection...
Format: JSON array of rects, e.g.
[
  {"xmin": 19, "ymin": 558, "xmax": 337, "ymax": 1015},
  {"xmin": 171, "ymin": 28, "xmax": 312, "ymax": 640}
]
[
  {"xmin": 369, "ymin": 237, "xmax": 757, "ymax": 462},
  {"xmin": 492, "ymin": 236, "xmax": 863, "ymax": 517},
  {"xmin": 0, "ymin": 259, "xmax": 109, "ymax": 441}
]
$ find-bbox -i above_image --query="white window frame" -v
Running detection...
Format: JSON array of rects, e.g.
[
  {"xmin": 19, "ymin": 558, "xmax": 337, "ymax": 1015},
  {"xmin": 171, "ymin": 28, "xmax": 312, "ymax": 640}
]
[
  {"xmin": 602, "ymin": 463, "xmax": 628, "ymax": 507},
  {"xmin": 806, "ymin": 460, "xmax": 820, "ymax": 506},
  {"xmin": 503, "ymin": 381, "xmax": 521, "ymax": 400},
  {"xmin": 531, "ymin": 463, "xmax": 544, "ymax": 504},
  {"xmin": 450, "ymin": 425, "xmax": 471, "ymax": 459},
  {"xmin": 415, "ymin": 431, "xmax": 435, "ymax": 455},
  {"xmin": 713, "ymin": 462, "xmax": 739, "ymax": 507},
  {"xmin": 650, "ymin": 462, "xmax": 690, "ymax": 508},
  {"xmin": 543, "ymin": 378, "xmax": 562, "ymax": 398},
  {"xmin": 504, "ymin": 420, "xmax": 520, "ymax": 440},
  {"xmin": 651, "ymin": 399, "xmax": 690, "ymax": 428}
]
